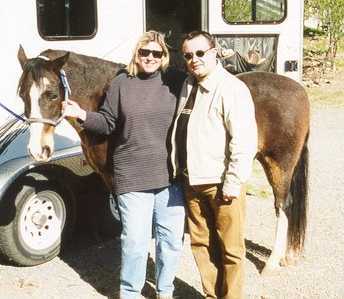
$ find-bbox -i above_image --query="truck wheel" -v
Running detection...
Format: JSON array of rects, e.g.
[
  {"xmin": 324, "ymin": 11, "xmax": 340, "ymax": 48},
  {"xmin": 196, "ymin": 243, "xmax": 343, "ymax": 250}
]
[{"xmin": 0, "ymin": 172, "xmax": 76, "ymax": 266}]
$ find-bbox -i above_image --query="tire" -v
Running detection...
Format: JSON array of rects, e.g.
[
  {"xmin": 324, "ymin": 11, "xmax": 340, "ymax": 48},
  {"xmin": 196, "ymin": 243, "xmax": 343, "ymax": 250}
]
[
  {"xmin": 96, "ymin": 191, "xmax": 121, "ymax": 238},
  {"xmin": 0, "ymin": 172, "xmax": 76, "ymax": 266},
  {"xmin": 76, "ymin": 173, "xmax": 121, "ymax": 240}
]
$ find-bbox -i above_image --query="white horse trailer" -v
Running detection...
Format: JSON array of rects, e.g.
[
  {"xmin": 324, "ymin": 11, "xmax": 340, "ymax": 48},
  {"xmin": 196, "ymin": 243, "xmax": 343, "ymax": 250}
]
[{"xmin": 0, "ymin": 0, "xmax": 304, "ymax": 266}]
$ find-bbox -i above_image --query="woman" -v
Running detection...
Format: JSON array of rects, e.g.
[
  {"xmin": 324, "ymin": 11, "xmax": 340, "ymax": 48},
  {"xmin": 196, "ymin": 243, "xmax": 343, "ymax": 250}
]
[{"xmin": 63, "ymin": 31, "xmax": 186, "ymax": 299}]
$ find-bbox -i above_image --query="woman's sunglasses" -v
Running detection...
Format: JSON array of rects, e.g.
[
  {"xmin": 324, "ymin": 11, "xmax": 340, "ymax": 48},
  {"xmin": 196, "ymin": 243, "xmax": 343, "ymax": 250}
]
[
  {"xmin": 183, "ymin": 48, "xmax": 214, "ymax": 61},
  {"xmin": 138, "ymin": 48, "xmax": 164, "ymax": 59}
]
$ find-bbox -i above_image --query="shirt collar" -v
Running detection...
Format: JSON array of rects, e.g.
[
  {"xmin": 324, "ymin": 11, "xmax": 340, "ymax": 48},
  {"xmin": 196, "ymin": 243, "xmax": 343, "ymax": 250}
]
[{"xmin": 137, "ymin": 70, "xmax": 160, "ymax": 80}]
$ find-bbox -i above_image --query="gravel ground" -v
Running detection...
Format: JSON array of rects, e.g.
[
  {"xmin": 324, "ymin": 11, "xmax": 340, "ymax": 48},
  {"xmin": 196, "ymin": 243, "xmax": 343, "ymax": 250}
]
[{"xmin": 0, "ymin": 106, "xmax": 344, "ymax": 299}]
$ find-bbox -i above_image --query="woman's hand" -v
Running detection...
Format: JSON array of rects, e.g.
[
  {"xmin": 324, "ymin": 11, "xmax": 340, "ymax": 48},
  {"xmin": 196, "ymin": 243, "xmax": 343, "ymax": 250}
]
[{"xmin": 62, "ymin": 99, "xmax": 86, "ymax": 121}]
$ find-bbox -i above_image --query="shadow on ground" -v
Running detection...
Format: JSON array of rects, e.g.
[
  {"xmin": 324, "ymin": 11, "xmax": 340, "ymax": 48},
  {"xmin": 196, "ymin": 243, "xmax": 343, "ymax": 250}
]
[
  {"xmin": 245, "ymin": 239, "xmax": 271, "ymax": 273},
  {"xmin": 60, "ymin": 229, "xmax": 203, "ymax": 299},
  {"xmin": 60, "ymin": 233, "xmax": 270, "ymax": 298}
]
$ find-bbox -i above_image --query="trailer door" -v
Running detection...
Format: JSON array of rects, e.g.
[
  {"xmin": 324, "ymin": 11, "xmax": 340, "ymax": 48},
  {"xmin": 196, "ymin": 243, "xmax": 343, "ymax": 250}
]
[
  {"xmin": 145, "ymin": 0, "xmax": 207, "ymax": 69},
  {"xmin": 208, "ymin": 0, "xmax": 304, "ymax": 82}
]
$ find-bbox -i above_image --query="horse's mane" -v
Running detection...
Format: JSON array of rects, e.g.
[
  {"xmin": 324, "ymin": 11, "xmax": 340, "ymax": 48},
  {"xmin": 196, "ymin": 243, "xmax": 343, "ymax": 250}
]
[{"xmin": 18, "ymin": 49, "xmax": 126, "ymax": 102}]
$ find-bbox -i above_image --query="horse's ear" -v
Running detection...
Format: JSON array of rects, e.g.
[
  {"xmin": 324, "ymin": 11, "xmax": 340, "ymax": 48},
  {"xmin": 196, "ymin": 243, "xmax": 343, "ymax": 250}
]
[
  {"xmin": 17, "ymin": 44, "xmax": 28, "ymax": 70},
  {"xmin": 51, "ymin": 52, "xmax": 70, "ymax": 72}
]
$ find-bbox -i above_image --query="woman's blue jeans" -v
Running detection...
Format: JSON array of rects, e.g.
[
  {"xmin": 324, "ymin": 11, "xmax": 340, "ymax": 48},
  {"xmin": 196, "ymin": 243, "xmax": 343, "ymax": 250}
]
[{"xmin": 117, "ymin": 183, "xmax": 185, "ymax": 299}]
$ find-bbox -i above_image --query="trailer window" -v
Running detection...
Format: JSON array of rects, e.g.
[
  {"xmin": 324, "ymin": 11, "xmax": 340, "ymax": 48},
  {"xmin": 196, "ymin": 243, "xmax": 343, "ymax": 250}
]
[
  {"xmin": 223, "ymin": 0, "xmax": 286, "ymax": 24},
  {"xmin": 216, "ymin": 35, "xmax": 278, "ymax": 74},
  {"xmin": 37, "ymin": 0, "xmax": 97, "ymax": 40}
]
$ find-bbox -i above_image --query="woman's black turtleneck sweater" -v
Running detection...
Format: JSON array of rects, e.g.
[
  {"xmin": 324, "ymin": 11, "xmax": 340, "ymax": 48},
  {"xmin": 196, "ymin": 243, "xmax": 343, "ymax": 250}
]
[{"xmin": 83, "ymin": 69, "xmax": 185, "ymax": 195}]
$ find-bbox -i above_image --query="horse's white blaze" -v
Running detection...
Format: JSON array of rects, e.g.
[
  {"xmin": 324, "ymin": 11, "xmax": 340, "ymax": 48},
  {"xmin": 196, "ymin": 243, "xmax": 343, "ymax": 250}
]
[
  {"xmin": 29, "ymin": 78, "xmax": 49, "ymax": 117},
  {"xmin": 28, "ymin": 123, "xmax": 45, "ymax": 159},
  {"xmin": 27, "ymin": 78, "xmax": 54, "ymax": 161},
  {"xmin": 264, "ymin": 207, "xmax": 288, "ymax": 271}
]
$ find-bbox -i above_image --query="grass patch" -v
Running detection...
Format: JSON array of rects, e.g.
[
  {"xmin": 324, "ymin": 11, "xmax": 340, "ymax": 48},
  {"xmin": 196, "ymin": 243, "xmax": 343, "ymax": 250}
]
[
  {"xmin": 246, "ymin": 161, "xmax": 272, "ymax": 200},
  {"xmin": 305, "ymin": 62, "xmax": 344, "ymax": 108},
  {"xmin": 246, "ymin": 183, "xmax": 272, "ymax": 199},
  {"xmin": 335, "ymin": 59, "xmax": 344, "ymax": 68},
  {"xmin": 307, "ymin": 83, "xmax": 344, "ymax": 108}
]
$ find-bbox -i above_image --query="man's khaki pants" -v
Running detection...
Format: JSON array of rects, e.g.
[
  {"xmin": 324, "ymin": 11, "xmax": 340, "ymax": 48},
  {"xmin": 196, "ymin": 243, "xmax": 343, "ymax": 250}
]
[{"xmin": 185, "ymin": 183, "xmax": 246, "ymax": 299}]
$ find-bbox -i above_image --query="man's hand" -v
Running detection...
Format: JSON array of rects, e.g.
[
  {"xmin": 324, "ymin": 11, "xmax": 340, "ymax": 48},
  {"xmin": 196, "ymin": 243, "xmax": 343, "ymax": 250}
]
[
  {"xmin": 62, "ymin": 99, "xmax": 86, "ymax": 121},
  {"xmin": 222, "ymin": 192, "xmax": 238, "ymax": 203}
]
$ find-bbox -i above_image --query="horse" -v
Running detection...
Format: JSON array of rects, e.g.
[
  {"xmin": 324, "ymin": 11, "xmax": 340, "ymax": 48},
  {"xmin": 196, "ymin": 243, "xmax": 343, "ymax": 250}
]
[
  {"xmin": 16, "ymin": 46, "xmax": 125, "ymax": 189},
  {"xmin": 16, "ymin": 46, "xmax": 309, "ymax": 274}
]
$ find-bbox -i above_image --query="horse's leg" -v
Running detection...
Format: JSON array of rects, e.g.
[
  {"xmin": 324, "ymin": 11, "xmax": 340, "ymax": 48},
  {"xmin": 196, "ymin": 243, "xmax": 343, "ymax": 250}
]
[
  {"xmin": 257, "ymin": 155, "xmax": 292, "ymax": 274},
  {"xmin": 258, "ymin": 137, "xmax": 309, "ymax": 275}
]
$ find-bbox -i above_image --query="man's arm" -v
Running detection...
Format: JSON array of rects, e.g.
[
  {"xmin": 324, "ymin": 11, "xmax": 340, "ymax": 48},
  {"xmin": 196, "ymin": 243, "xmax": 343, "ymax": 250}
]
[{"xmin": 222, "ymin": 80, "xmax": 258, "ymax": 199}]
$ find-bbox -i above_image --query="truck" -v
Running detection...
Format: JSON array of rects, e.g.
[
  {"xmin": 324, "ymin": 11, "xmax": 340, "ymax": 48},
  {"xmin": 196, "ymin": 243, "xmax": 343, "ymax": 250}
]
[{"xmin": 0, "ymin": 0, "xmax": 304, "ymax": 266}]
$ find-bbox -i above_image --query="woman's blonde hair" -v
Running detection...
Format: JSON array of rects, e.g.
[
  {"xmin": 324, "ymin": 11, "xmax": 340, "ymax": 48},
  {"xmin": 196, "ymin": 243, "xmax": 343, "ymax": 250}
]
[{"xmin": 126, "ymin": 31, "xmax": 170, "ymax": 76}]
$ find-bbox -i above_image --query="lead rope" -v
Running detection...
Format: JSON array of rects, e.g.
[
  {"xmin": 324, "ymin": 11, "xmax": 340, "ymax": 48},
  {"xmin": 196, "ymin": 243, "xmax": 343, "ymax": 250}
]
[{"xmin": 0, "ymin": 102, "xmax": 27, "ymax": 122}]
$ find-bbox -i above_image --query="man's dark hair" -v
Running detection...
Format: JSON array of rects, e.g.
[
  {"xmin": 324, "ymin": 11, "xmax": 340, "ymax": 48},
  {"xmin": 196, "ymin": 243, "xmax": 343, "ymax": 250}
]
[{"xmin": 181, "ymin": 31, "xmax": 216, "ymax": 49}]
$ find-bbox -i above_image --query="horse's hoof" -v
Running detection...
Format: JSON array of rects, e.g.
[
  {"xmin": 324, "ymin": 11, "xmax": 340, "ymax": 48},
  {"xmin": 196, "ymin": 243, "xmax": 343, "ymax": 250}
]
[
  {"xmin": 279, "ymin": 250, "xmax": 299, "ymax": 267},
  {"xmin": 279, "ymin": 257, "xmax": 288, "ymax": 267},
  {"xmin": 283, "ymin": 255, "xmax": 298, "ymax": 266}
]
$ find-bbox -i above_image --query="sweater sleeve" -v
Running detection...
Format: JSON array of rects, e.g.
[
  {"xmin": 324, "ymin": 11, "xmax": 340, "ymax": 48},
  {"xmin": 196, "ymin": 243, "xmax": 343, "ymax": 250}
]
[
  {"xmin": 82, "ymin": 76, "xmax": 121, "ymax": 135},
  {"xmin": 222, "ymin": 79, "xmax": 258, "ymax": 197}
]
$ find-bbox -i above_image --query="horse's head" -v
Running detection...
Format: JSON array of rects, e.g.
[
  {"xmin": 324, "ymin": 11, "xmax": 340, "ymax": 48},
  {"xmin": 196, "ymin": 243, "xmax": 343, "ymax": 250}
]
[{"xmin": 17, "ymin": 46, "xmax": 70, "ymax": 162}]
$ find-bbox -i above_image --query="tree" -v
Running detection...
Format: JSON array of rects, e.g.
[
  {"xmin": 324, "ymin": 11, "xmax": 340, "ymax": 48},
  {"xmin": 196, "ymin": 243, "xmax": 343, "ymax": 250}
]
[{"xmin": 305, "ymin": 0, "xmax": 344, "ymax": 66}]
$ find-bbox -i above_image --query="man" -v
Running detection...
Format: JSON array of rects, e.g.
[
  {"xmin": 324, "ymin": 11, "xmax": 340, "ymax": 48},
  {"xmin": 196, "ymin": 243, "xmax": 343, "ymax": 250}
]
[{"xmin": 171, "ymin": 31, "xmax": 258, "ymax": 299}]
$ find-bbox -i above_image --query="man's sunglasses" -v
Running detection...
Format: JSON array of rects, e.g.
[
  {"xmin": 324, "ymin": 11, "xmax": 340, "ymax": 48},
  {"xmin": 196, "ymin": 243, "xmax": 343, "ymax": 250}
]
[
  {"xmin": 183, "ymin": 48, "xmax": 214, "ymax": 61},
  {"xmin": 138, "ymin": 48, "xmax": 164, "ymax": 59}
]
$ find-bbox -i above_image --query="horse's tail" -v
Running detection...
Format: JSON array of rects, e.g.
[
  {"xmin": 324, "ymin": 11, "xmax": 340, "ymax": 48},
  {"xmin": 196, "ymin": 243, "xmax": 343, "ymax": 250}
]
[{"xmin": 287, "ymin": 131, "xmax": 309, "ymax": 252}]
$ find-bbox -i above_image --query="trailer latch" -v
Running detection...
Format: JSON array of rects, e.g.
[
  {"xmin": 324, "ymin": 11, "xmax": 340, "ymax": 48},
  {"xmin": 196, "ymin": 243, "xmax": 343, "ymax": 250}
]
[{"xmin": 284, "ymin": 60, "xmax": 298, "ymax": 72}]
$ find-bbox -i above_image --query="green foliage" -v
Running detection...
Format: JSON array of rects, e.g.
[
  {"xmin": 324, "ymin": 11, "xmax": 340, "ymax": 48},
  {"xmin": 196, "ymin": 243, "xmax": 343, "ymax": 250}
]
[
  {"xmin": 338, "ymin": 37, "xmax": 344, "ymax": 52},
  {"xmin": 304, "ymin": 27, "xmax": 326, "ymax": 37},
  {"xmin": 223, "ymin": 0, "xmax": 251, "ymax": 22},
  {"xmin": 304, "ymin": 36, "xmax": 328, "ymax": 53},
  {"xmin": 305, "ymin": 0, "xmax": 344, "ymax": 62},
  {"xmin": 224, "ymin": 0, "xmax": 285, "ymax": 23}
]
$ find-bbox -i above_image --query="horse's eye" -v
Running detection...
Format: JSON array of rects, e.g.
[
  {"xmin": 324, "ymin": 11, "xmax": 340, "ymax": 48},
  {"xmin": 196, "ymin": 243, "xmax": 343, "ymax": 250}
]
[{"xmin": 45, "ymin": 91, "xmax": 58, "ymax": 100}]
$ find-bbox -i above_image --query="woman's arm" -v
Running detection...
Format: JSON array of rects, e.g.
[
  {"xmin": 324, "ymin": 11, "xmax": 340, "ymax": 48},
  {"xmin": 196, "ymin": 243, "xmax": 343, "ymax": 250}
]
[{"xmin": 63, "ymin": 77, "xmax": 121, "ymax": 135}]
